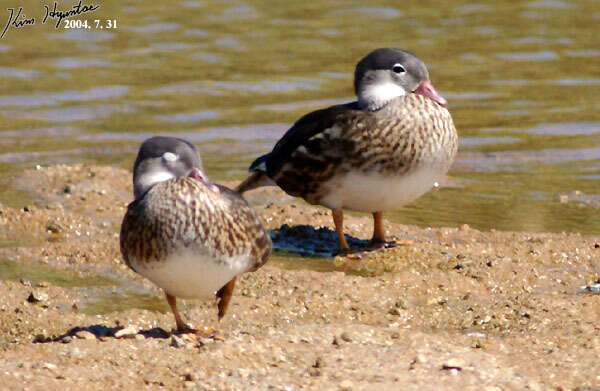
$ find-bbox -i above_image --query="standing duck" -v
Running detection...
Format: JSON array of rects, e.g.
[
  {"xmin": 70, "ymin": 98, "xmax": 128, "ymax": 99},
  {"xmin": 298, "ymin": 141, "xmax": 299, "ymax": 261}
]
[
  {"xmin": 237, "ymin": 48, "xmax": 457, "ymax": 256},
  {"xmin": 120, "ymin": 136, "xmax": 271, "ymax": 333}
]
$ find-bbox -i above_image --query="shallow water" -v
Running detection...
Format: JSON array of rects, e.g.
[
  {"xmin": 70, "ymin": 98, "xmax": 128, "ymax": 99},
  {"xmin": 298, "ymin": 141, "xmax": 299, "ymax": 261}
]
[
  {"xmin": 0, "ymin": 0, "xmax": 599, "ymax": 235},
  {"xmin": 0, "ymin": 254, "xmax": 357, "ymax": 315},
  {"xmin": 0, "ymin": 259, "xmax": 115, "ymax": 288},
  {"xmin": 82, "ymin": 291, "xmax": 171, "ymax": 315}
]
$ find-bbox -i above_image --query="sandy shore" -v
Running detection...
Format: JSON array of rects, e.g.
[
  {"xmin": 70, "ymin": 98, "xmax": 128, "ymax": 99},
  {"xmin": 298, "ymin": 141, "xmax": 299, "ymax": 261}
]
[{"xmin": 0, "ymin": 164, "xmax": 599, "ymax": 390}]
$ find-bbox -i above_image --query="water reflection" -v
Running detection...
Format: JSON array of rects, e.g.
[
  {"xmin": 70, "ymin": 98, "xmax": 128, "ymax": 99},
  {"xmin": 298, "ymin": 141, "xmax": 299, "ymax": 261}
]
[
  {"xmin": 457, "ymin": 147, "xmax": 600, "ymax": 172},
  {"xmin": 563, "ymin": 50, "xmax": 600, "ymax": 57},
  {"xmin": 0, "ymin": 127, "xmax": 80, "ymax": 139},
  {"xmin": 79, "ymin": 123, "xmax": 288, "ymax": 143},
  {"xmin": 150, "ymin": 43, "xmax": 196, "ymax": 51},
  {"xmin": 211, "ymin": 5, "xmax": 260, "ymax": 21},
  {"xmin": 53, "ymin": 58, "xmax": 112, "ymax": 69},
  {"xmin": 487, "ymin": 79, "xmax": 534, "ymax": 86},
  {"xmin": 444, "ymin": 92, "xmax": 498, "ymax": 100},
  {"xmin": 0, "ymin": 67, "xmax": 39, "ymax": 79},
  {"xmin": 460, "ymin": 137, "xmax": 520, "ymax": 148},
  {"xmin": 4, "ymin": 104, "xmax": 135, "ymax": 123},
  {"xmin": 213, "ymin": 36, "xmax": 242, "ymax": 48},
  {"xmin": 191, "ymin": 52, "xmax": 221, "ymax": 62},
  {"xmin": 0, "ymin": 86, "xmax": 129, "ymax": 108},
  {"xmin": 52, "ymin": 29, "xmax": 114, "ymax": 42},
  {"xmin": 527, "ymin": 1, "xmax": 575, "ymax": 9},
  {"xmin": 149, "ymin": 78, "xmax": 322, "ymax": 95},
  {"xmin": 125, "ymin": 23, "xmax": 180, "ymax": 34},
  {"xmin": 509, "ymin": 37, "xmax": 571, "ymax": 45},
  {"xmin": 0, "ymin": 0, "xmax": 599, "ymax": 236},
  {"xmin": 183, "ymin": 1, "xmax": 204, "ymax": 8},
  {"xmin": 496, "ymin": 51, "xmax": 558, "ymax": 61},
  {"xmin": 456, "ymin": 4, "xmax": 491, "ymax": 13},
  {"xmin": 330, "ymin": 7, "xmax": 403, "ymax": 18},
  {"xmin": 154, "ymin": 110, "xmax": 219, "ymax": 123},
  {"xmin": 521, "ymin": 122, "xmax": 600, "ymax": 136},
  {"xmin": 482, "ymin": 122, "xmax": 600, "ymax": 136},
  {"xmin": 253, "ymin": 98, "xmax": 351, "ymax": 112},
  {"xmin": 185, "ymin": 29, "xmax": 209, "ymax": 38},
  {"xmin": 550, "ymin": 78, "xmax": 600, "ymax": 86},
  {"xmin": 473, "ymin": 26, "xmax": 498, "ymax": 36}
]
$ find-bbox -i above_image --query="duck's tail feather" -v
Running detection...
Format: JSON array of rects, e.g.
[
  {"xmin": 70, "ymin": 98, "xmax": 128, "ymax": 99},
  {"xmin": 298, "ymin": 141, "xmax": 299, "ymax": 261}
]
[{"xmin": 235, "ymin": 154, "xmax": 275, "ymax": 194}]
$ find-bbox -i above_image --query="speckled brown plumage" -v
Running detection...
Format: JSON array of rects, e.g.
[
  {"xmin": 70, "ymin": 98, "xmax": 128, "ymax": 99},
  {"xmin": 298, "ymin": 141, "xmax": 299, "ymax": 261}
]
[
  {"xmin": 120, "ymin": 177, "xmax": 271, "ymax": 273},
  {"xmin": 269, "ymin": 94, "xmax": 457, "ymax": 205}
]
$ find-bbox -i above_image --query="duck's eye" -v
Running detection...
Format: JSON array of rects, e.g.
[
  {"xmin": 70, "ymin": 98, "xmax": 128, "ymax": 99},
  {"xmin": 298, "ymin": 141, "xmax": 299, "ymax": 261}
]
[
  {"xmin": 392, "ymin": 63, "xmax": 406, "ymax": 73},
  {"xmin": 162, "ymin": 152, "xmax": 178, "ymax": 162}
]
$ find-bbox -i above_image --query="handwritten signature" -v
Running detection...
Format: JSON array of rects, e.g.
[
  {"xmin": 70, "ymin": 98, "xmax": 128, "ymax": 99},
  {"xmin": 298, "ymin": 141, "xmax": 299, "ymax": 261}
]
[{"xmin": 1, "ymin": 1, "xmax": 100, "ymax": 39}]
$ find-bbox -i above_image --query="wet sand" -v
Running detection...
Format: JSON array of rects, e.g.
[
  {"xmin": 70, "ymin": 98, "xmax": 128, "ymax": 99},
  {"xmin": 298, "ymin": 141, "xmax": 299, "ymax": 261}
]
[{"xmin": 0, "ymin": 164, "xmax": 599, "ymax": 390}]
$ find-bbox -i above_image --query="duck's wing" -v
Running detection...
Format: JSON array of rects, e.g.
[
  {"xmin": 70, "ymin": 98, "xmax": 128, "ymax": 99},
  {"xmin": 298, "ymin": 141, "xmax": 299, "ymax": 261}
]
[{"xmin": 261, "ymin": 102, "xmax": 365, "ymax": 176}]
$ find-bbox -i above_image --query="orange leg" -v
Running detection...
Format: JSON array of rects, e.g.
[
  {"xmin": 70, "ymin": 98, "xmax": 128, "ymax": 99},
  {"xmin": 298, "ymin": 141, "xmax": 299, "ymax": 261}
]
[
  {"xmin": 165, "ymin": 292, "xmax": 189, "ymax": 332},
  {"xmin": 165, "ymin": 292, "xmax": 214, "ymax": 336},
  {"xmin": 216, "ymin": 277, "xmax": 236, "ymax": 321},
  {"xmin": 332, "ymin": 208, "xmax": 351, "ymax": 254},
  {"xmin": 332, "ymin": 209, "xmax": 364, "ymax": 258},
  {"xmin": 371, "ymin": 211, "xmax": 386, "ymax": 245},
  {"xmin": 370, "ymin": 212, "xmax": 410, "ymax": 249}
]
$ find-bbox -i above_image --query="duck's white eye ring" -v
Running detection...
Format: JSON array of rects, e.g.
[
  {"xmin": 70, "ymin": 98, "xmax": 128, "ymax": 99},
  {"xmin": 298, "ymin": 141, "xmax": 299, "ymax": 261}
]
[
  {"xmin": 162, "ymin": 152, "xmax": 178, "ymax": 162},
  {"xmin": 392, "ymin": 63, "xmax": 406, "ymax": 73}
]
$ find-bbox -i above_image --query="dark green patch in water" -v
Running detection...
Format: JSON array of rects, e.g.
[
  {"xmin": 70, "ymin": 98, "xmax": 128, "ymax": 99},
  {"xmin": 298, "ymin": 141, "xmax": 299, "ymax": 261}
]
[
  {"xmin": 0, "ymin": 186, "xmax": 35, "ymax": 210},
  {"xmin": 0, "ymin": 259, "xmax": 116, "ymax": 288},
  {"xmin": 271, "ymin": 250, "xmax": 375, "ymax": 277},
  {"xmin": 0, "ymin": 240, "xmax": 28, "ymax": 249},
  {"xmin": 271, "ymin": 251, "xmax": 338, "ymax": 272},
  {"xmin": 82, "ymin": 291, "xmax": 171, "ymax": 315}
]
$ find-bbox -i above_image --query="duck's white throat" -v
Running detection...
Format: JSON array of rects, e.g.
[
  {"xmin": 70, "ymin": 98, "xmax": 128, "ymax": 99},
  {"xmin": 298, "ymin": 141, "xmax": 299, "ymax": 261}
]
[
  {"xmin": 359, "ymin": 82, "xmax": 406, "ymax": 111},
  {"xmin": 134, "ymin": 168, "xmax": 175, "ymax": 199}
]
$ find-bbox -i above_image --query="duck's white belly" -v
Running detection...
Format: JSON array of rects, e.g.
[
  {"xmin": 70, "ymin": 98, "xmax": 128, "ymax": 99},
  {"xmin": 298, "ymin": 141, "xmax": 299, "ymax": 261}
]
[
  {"xmin": 319, "ymin": 166, "xmax": 442, "ymax": 212},
  {"xmin": 129, "ymin": 249, "xmax": 250, "ymax": 299}
]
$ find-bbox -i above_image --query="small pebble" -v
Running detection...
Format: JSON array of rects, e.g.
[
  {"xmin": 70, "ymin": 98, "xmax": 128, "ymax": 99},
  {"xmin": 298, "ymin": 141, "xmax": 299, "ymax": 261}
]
[
  {"xmin": 32, "ymin": 334, "xmax": 47, "ymax": 343},
  {"xmin": 114, "ymin": 326, "xmax": 137, "ymax": 339},
  {"xmin": 339, "ymin": 380, "xmax": 353, "ymax": 390},
  {"xmin": 67, "ymin": 347, "xmax": 83, "ymax": 358},
  {"xmin": 42, "ymin": 363, "xmax": 57, "ymax": 371},
  {"xmin": 395, "ymin": 299, "xmax": 408, "ymax": 309},
  {"xmin": 581, "ymin": 283, "xmax": 600, "ymax": 293},
  {"xmin": 314, "ymin": 357, "xmax": 324, "ymax": 368},
  {"xmin": 20, "ymin": 279, "xmax": 32, "ymax": 287},
  {"xmin": 442, "ymin": 358, "xmax": 463, "ymax": 370},
  {"xmin": 170, "ymin": 335, "xmax": 186, "ymax": 348},
  {"xmin": 27, "ymin": 291, "xmax": 49, "ymax": 303},
  {"xmin": 559, "ymin": 195, "xmax": 568, "ymax": 203},
  {"xmin": 75, "ymin": 330, "xmax": 96, "ymax": 340}
]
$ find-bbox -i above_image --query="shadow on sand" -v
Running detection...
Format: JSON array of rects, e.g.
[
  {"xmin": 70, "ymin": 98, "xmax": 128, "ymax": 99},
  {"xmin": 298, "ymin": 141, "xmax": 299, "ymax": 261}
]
[
  {"xmin": 33, "ymin": 324, "xmax": 171, "ymax": 343},
  {"xmin": 269, "ymin": 224, "xmax": 372, "ymax": 257}
]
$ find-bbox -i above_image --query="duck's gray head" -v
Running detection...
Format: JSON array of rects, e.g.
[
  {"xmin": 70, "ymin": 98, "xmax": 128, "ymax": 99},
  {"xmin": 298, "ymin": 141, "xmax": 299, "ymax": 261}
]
[
  {"xmin": 354, "ymin": 48, "xmax": 447, "ymax": 111},
  {"xmin": 132, "ymin": 136, "xmax": 202, "ymax": 199}
]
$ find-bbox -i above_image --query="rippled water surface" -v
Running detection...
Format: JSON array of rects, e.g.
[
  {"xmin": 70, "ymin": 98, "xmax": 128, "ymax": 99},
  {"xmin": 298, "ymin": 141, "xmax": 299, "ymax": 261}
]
[{"xmin": 1, "ymin": 0, "xmax": 599, "ymax": 234}]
